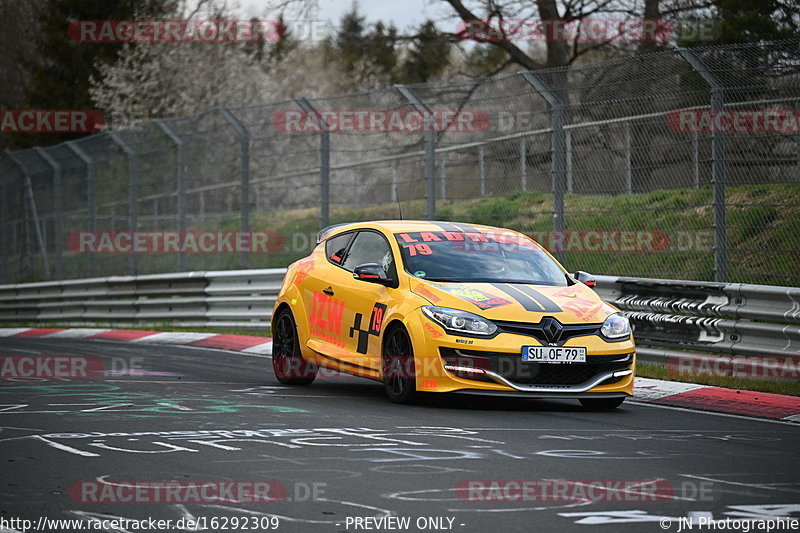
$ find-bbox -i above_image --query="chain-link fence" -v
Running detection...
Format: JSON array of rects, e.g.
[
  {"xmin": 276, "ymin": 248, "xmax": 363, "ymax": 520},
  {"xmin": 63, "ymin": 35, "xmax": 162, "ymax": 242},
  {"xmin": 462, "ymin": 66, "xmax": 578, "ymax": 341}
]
[{"xmin": 2, "ymin": 39, "xmax": 799, "ymax": 285}]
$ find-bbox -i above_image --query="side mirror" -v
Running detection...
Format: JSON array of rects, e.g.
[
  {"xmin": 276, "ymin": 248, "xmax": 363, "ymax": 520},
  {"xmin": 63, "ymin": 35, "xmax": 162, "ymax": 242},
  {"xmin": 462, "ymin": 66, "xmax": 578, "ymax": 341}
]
[
  {"xmin": 353, "ymin": 263, "xmax": 393, "ymax": 286},
  {"xmin": 573, "ymin": 270, "xmax": 596, "ymax": 288}
]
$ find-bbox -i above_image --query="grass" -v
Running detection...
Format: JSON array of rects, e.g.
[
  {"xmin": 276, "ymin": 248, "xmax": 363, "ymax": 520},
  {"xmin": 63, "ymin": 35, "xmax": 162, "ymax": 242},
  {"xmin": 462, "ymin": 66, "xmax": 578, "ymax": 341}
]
[
  {"xmin": 637, "ymin": 362, "xmax": 800, "ymax": 397},
  {"xmin": 245, "ymin": 183, "xmax": 799, "ymax": 285},
  {"xmin": 47, "ymin": 183, "xmax": 800, "ymax": 285}
]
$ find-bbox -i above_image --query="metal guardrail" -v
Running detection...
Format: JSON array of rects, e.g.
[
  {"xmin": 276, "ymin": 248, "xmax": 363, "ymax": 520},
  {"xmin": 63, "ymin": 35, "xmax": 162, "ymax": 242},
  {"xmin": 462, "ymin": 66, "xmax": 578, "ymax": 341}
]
[
  {"xmin": 1, "ymin": 270, "xmax": 797, "ymax": 371},
  {"xmin": 0, "ymin": 269, "xmax": 287, "ymax": 329},
  {"xmin": 595, "ymin": 275, "xmax": 800, "ymax": 368}
]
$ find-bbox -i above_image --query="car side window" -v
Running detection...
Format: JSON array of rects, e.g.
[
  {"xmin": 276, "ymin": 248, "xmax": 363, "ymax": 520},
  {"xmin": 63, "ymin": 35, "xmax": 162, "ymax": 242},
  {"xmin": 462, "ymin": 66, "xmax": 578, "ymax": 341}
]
[
  {"xmin": 325, "ymin": 233, "xmax": 353, "ymax": 265},
  {"xmin": 342, "ymin": 231, "xmax": 397, "ymax": 279}
]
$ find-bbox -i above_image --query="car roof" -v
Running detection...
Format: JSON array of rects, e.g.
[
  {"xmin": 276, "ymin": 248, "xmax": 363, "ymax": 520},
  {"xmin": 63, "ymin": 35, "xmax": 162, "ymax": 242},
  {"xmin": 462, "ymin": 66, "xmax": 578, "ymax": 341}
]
[{"xmin": 317, "ymin": 220, "xmax": 524, "ymax": 242}]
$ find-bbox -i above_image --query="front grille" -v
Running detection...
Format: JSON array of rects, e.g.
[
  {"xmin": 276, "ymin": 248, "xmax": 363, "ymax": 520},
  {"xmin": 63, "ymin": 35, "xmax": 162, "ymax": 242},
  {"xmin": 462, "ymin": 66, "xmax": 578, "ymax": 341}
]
[
  {"xmin": 494, "ymin": 319, "xmax": 602, "ymax": 346},
  {"xmin": 440, "ymin": 348, "xmax": 632, "ymax": 387}
]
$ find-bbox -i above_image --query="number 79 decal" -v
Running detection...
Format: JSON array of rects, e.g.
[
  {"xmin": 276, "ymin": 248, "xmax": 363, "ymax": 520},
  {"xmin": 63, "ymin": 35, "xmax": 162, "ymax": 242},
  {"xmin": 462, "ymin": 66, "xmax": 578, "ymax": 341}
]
[
  {"xmin": 403, "ymin": 244, "xmax": 432, "ymax": 256},
  {"xmin": 349, "ymin": 303, "xmax": 388, "ymax": 354}
]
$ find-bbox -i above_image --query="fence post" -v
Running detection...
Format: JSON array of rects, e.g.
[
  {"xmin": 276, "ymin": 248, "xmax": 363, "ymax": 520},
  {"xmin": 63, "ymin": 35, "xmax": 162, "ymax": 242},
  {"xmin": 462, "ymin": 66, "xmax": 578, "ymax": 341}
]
[
  {"xmin": 693, "ymin": 130, "xmax": 700, "ymax": 189},
  {"xmin": 520, "ymin": 71, "xmax": 567, "ymax": 263},
  {"xmin": 295, "ymin": 98, "xmax": 330, "ymax": 229},
  {"xmin": 478, "ymin": 145, "xmax": 485, "ymax": 196},
  {"xmin": 354, "ymin": 167, "xmax": 361, "ymax": 205},
  {"xmin": 34, "ymin": 147, "xmax": 64, "ymax": 279},
  {"xmin": 624, "ymin": 120, "xmax": 632, "ymax": 195},
  {"xmin": 0, "ymin": 156, "xmax": 8, "ymax": 282},
  {"xmin": 440, "ymin": 153, "xmax": 447, "ymax": 200},
  {"xmin": 391, "ymin": 159, "xmax": 398, "ymax": 203},
  {"xmin": 155, "ymin": 119, "xmax": 187, "ymax": 271},
  {"xmin": 396, "ymin": 84, "xmax": 436, "ymax": 220},
  {"xmin": 566, "ymin": 130, "xmax": 573, "ymax": 194},
  {"xmin": 108, "ymin": 131, "xmax": 139, "ymax": 275},
  {"xmin": 519, "ymin": 137, "xmax": 527, "ymax": 192},
  {"xmin": 66, "ymin": 141, "xmax": 96, "ymax": 277},
  {"xmin": 6, "ymin": 150, "xmax": 50, "ymax": 279},
  {"xmin": 677, "ymin": 47, "xmax": 727, "ymax": 282},
  {"xmin": 217, "ymin": 107, "xmax": 251, "ymax": 268}
]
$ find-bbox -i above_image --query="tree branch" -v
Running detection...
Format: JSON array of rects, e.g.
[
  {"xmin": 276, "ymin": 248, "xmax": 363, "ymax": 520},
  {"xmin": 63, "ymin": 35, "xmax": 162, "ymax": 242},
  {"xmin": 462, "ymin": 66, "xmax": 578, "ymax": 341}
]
[{"xmin": 441, "ymin": 0, "xmax": 543, "ymax": 70}]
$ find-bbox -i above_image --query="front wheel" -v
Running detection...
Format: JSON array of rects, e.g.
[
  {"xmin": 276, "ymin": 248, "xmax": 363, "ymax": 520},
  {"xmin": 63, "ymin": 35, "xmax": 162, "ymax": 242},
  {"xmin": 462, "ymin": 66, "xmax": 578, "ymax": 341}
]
[
  {"xmin": 579, "ymin": 397, "xmax": 626, "ymax": 410},
  {"xmin": 382, "ymin": 326, "xmax": 417, "ymax": 404},
  {"xmin": 272, "ymin": 308, "xmax": 317, "ymax": 385}
]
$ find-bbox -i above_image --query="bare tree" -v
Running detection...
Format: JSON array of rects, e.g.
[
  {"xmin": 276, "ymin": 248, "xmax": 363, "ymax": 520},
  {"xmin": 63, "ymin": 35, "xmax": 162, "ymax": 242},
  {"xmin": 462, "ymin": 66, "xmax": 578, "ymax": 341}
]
[
  {"xmin": 90, "ymin": 0, "xmax": 359, "ymax": 124},
  {"xmin": 0, "ymin": 0, "xmax": 45, "ymax": 150},
  {"xmin": 263, "ymin": 0, "xmax": 685, "ymax": 70}
]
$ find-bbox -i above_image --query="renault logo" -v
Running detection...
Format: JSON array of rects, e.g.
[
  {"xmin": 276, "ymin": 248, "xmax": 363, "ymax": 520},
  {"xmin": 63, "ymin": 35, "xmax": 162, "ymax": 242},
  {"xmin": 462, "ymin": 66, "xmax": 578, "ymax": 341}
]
[{"xmin": 541, "ymin": 317, "xmax": 563, "ymax": 344}]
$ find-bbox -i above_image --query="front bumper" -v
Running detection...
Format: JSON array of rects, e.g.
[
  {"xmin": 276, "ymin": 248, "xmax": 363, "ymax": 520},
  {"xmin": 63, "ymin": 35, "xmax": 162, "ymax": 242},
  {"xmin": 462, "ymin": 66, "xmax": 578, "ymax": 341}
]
[
  {"xmin": 451, "ymin": 390, "xmax": 630, "ymax": 399},
  {"xmin": 408, "ymin": 315, "xmax": 636, "ymax": 396},
  {"xmin": 478, "ymin": 367, "xmax": 633, "ymax": 393}
]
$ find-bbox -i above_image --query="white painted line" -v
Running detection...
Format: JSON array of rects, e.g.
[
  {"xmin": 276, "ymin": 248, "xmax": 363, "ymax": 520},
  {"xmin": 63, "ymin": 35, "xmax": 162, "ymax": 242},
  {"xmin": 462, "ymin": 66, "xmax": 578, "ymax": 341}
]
[
  {"xmin": 242, "ymin": 341, "xmax": 273, "ymax": 355},
  {"xmin": 44, "ymin": 328, "xmax": 110, "ymax": 339},
  {"xmin": 0, "ymin": 328, "xmax": 31, "ymax": 337},
  {"xmin": 0, "ymin": 347, "xmax": 43, "ymax": 354},
  {"xmin": 634, "ymin": 377, "xmax": 708, "ymax": 401},
  {"xmin": 31, "ymin": 435, "xmax": 100, "ymax": 457},
  {"xmin": 628, "ymin": 400, "xmax": 800, "ymax": 426},
  {"xmin": 782, "ymin": 413, "xmax": 800, "ymax": 422},
  {"xmin": 158, "ymin": 343, "xmax": 273, "ymax": 358},
  {"xmin": 129, "ymin": 332, "xmax": 217, "ymax": 344},
  {"xmin": 156, "ymin": 402, "xmax": 192, "ymax": 411},
  {"xmin": 80, "ymin": 404, "xmax": 133, "ymax": 412},
  {"xmin": 680, "ymin": 474, "xmax": 800, "ymax": 494}
]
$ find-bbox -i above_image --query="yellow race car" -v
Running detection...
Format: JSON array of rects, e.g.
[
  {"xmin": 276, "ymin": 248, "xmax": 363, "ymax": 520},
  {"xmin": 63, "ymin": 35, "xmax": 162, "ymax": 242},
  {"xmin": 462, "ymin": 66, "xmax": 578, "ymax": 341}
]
[{"xmin": 271, "ymin": 220, "xmax": 635, "ymax": 408}]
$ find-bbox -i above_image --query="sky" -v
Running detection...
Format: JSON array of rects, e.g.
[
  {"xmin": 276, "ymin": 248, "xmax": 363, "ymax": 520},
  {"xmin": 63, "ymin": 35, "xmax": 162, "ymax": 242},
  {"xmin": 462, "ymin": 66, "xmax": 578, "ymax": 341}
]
[{"xmin": 239, "ymin": 0, "xmax": 457, "ymax": 34}]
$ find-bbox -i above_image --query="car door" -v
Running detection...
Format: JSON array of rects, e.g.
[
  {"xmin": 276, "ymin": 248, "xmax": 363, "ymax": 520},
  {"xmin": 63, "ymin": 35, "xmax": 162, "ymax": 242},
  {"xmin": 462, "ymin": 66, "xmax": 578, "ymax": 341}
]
[
  {"xmin": 302, "ymin": 230, "xmax": 397, "ymax": 373},
  {"xmin": 339, "ymin": 230, "xmax": 398, "ymax": 370},
  {"xmin": 300, "ymin": 231, "xmax": 354, "ymax": 360}
]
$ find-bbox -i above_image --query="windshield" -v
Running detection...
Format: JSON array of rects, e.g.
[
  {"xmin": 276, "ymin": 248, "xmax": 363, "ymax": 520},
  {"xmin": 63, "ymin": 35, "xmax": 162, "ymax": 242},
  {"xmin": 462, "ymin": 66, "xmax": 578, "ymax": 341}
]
[{"xmin": 394, "ymin": 231, "xmax": 567, "ymax": 286}]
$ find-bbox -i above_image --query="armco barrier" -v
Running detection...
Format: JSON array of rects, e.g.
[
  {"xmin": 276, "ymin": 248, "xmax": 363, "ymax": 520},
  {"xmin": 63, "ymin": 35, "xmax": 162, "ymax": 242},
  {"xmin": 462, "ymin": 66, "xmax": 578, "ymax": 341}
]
[
  {"xmin": 0, "ymin": 269, "xmax": 287, "ymax": 329},
  {"xmin": 0, "ymin": 271, "xmax": 798, "ymax": 373},
  {"xmin": 595, "ymin": 275, "xmax": 800, "ymax": 370}
]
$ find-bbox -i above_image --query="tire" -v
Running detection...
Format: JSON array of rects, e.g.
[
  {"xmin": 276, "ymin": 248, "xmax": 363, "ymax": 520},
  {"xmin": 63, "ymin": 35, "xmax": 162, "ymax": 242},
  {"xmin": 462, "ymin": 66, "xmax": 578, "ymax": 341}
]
[
  {"xmin": 579, "ymin": 397, "xmax": 626, "ymax": 410},
  {"xmin": 272, "ymin": 308, "xmax": 317, "ymax": 385},
  {"xmin": 382, "ymin": 326, "xmax": 417, "ymax": 404}
]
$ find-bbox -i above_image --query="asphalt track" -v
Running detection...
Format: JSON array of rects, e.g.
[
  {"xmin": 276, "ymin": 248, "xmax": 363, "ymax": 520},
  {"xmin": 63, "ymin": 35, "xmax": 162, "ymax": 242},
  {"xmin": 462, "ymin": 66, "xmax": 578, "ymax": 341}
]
[{"xmin": 1, "ymin": 337, "xmax": 798, "ymax": 533}]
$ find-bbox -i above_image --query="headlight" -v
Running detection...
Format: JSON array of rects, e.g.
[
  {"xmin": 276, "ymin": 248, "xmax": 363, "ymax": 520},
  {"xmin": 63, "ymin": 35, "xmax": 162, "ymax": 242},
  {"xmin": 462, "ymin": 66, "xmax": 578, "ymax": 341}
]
[
  {"xmin": 422, "ymin": 306, "xmax": 497, "ymax": 336},
  {"xmin": 601, "ymin": 313, "xmax": 631, "ymax": 339}
]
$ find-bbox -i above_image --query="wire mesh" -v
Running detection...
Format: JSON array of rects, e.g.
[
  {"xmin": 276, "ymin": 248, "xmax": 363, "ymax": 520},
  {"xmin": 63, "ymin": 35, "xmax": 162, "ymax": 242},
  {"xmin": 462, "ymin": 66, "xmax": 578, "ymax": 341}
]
[{"xmin": 1, "ymin": 39, "xmax": 798, "ymax": 285}]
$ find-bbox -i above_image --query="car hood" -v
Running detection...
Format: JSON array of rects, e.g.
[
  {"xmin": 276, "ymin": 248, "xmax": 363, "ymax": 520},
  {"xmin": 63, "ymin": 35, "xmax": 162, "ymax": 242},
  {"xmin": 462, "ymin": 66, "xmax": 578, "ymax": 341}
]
[{"xmin": 410, "ymin": 279, "xmax": 616, "ymax": 325}]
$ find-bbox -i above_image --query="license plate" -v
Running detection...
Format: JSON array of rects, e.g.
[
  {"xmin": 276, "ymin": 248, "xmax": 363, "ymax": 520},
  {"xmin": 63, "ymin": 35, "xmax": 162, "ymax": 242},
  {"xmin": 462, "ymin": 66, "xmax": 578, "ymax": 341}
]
[{"xmin": 522, "ymin": 346, "xmax": 586, "ymax": 363}]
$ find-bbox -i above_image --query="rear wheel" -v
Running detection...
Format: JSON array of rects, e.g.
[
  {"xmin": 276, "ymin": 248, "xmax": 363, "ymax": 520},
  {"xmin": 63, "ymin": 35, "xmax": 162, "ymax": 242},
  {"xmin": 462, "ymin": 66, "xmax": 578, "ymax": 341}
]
[
  {"xmin": 579, "ymin": 397, "xmax": 626, "ymax": 410},
  {"xmin": 272, "ymin": 308, "xmax": 317, "ymax": 385},
  {"xmin": 382, "ymin": 326, "xmax": 417, "ymax": 404}
]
